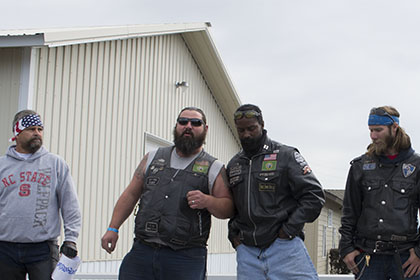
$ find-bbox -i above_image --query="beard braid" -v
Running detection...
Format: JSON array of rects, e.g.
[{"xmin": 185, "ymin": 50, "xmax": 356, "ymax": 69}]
[{"xmin": 173, "ymin": 128, "xmax": 206, "ymax": 156}]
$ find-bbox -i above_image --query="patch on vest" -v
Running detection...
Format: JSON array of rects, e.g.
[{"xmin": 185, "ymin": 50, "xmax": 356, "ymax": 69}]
[
  {"xmin": 262, "ymin": 161, "xmax": 276, "ymax": 171},
  {"xmin": 193, "ymin": 160, "xmax": 210, "ymax": 174},
  {"xmin": 363, "ymin": 162, "xmax": 376, "ymax": 170},
  {"xmin": 145, "ymin": 222, "xmax": 158, "ymax": 233},
  {"xmin": 259, "ymin": 183, "xmax": 275, "ymax": 192},
  {"xmin": 402, "ymin": 163, "xmax": 416, "ymax": 178},
  {"xmin": 150, "ymin": 164, "xmax": 165, "ymax": 174},
  {"xmin": 146, "ymin": 177, "xmax": 159, "ymax": 186},
  {"xmin": 230, "ymin": 175, "xmax": 240, "ymax": 185},
  {"xmin": 229, "ymin": 165, "xmax": 242, "ymax": 177}
]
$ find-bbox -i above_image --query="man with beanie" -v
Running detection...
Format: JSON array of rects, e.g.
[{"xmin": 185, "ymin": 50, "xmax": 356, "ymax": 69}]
[
  {"xmin": 339, "ymin": 106, "xmax": 420, "ymax": 279},
  {"xmin": 226, "ymin": 104, "xmax": 325, "ymax": 279},
  {"xmin": 0, "ymin": 109, "xmax": 81, "ymax": 279},
  {"xmin": 101, "ymin": 107, "xmax": 233, "ymax": 280}
]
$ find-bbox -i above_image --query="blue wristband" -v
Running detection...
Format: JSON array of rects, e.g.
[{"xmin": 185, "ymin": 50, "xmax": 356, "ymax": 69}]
[{"xmin": 108, "ymin": 227, "xmax": 119, "ymax": 233}]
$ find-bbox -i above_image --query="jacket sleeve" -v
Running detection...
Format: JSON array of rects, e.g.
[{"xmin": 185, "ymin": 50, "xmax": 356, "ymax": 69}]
[
  {"xmin": 57, "ymin": 160, "xmax": 82, "ymax": 243},
  {"xmin": 338, "ymin": 163, "xmax": 363, "ymax": 258},
  {"xmin": 281, "ymin": 150, "xmax": 325, "ymax": 238}
]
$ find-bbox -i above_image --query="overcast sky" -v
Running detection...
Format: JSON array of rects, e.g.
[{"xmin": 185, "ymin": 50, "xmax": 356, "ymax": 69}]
[{"xmin": 3, "ymin": 0, "xmax": 420, "ymax": 189}]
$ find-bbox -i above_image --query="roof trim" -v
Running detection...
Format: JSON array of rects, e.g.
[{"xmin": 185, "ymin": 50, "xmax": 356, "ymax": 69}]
[
  {"xmin": 0, "ymin": 23, "xmax": 211, "ymax": 47},
  {"xmin": 0, "ymin": 23, "xmax": 242, "ymax": 140}
]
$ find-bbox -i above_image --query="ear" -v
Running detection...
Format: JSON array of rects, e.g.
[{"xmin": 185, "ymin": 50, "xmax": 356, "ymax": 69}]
[
  {"xmin": 204, "ymin": 124, "xmax": 209, "ymax": 132},
  {"xmin": 391, "ymin": 123, "xmax": 399, "ymax": 135},
  {"xmin": 261, "ymin": 121, "xmax": 264, "ymax": 129}
]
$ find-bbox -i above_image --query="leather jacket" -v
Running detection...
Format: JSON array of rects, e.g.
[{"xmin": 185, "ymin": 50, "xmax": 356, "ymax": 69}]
[
  {"xmin": 227, "ymin": 134, "xmax": 325, "ymax": 248},
  {"xmin": 339, "ymin": 148, "xmax": 420, "ymax": 258}
]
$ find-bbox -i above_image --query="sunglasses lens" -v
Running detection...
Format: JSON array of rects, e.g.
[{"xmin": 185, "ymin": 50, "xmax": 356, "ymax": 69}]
[
  {"xmin": 178, "ymin": 119, "xmax": 188, "ymax": 125},
  {"xmin": 177, "ymin": 118, "xmax": 203, "ymax": 127},
  {"xmin": 234, "ymin": 110, "xmax": 260, "ymax": 120},
  {"xmin": 244, "ymin": 111, "xmax": 257, "ymax": 118},
  {"xmin": 190, "ymin": 120, "xmax": 203, "ymax": 127}
]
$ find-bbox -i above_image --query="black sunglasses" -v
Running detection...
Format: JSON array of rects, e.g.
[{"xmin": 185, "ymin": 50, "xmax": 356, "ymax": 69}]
[
  {"xmin": 234, "ymin": 110, "xmax": 261, "ymax": 120},
  {"xmin": 177, "ymin": 117, "xmax": 204, "ymax": 127},
  {"xmin": 370, "ymin": 108, "xmax": 396, "ymax": 123}
]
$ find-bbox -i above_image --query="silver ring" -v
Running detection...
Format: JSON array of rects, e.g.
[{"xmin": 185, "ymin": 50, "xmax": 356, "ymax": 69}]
[{"xmin": 192, "ymin": 200, "xmax": 195, "ymax": 204}]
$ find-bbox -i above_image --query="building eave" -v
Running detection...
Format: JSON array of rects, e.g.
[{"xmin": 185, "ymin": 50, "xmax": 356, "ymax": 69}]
[{"xmin": 0, "ymin": 23, "xmax": 242, "ymax": 141}]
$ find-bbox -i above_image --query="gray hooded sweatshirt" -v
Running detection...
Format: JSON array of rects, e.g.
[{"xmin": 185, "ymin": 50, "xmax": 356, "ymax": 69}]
[{"xmin": 0, "ymin": 145, "xmax": 81, "ymax": 243}]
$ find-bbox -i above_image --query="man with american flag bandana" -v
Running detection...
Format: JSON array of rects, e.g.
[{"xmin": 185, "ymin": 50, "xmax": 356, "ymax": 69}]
[{"xmin": 0, "ymin": 109, "xmax": 81, "ymax": 280}]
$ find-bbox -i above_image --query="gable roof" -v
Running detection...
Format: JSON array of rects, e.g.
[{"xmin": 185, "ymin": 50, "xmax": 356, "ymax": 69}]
[
  {"xmin": 325, "ymin": 189, "xmax": 345, "ymax": 207},
  {"xmin": 0, "ymin": 23, "xmax": 241, "ymax": 137}
]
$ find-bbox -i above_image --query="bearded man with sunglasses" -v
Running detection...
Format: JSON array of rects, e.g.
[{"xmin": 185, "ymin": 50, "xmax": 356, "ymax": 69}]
[
  {"xmin": 339, "ymin": 106, "xmax": 420, "ymax": 280},
  {"xmin": 101, "ymin": 107, "xmax": 233, "ymax": 280},
  {"xmin": 226, "ymin": 104, "xmax": 325, "ymax": 279}
]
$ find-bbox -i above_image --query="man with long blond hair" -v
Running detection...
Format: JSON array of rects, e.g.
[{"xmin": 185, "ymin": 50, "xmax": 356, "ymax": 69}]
[{"xmin": 339, "ymin": 106, "xmax": 420, "ymax": 279}]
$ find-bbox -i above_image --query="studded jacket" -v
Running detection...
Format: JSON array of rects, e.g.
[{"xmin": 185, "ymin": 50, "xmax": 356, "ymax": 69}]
[
  {"xmin": 339, "ymin": 148, "xmax": 420, "ymax": 258},
  {"xmin": 227, "ymin": 135, "xmax": 325, "ymax": 248}
]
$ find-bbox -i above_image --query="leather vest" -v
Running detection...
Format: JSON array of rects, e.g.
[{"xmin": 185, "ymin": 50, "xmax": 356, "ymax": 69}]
[{"xmin": 134, "ymin": 146, "xmax": 216, "ymax": 250}]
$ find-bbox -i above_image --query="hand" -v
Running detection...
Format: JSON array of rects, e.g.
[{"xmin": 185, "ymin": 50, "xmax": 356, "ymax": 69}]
[
  {"xmin": 101, "ymin": 230, "xmax": 119, "ymax": 254},
  {"xmin": 403, "ymin": 248, "xmax": 420, "ymax": 278},
  {"xmin": 278, "ymin": 228, "xmax": 291, "ymax": 240},
  {"xmin": 186, "ymin": 190, "xmax": 209, "ymax": 210},
  {"xmin": 232, "ymin": 235, "xmax": 241, "ymax": 249},
  {"xmin": 343, "ymin": 250, "xmax": 361, "ymax": 274},
  {"xmin": 60, "ymin": 241, "xmax": 78, "ymax": 258}
]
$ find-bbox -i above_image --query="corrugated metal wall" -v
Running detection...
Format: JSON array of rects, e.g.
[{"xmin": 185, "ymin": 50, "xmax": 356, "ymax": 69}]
[
  {"xmin": 0, "ymin": 48, "xmax": 21, "ymax": 153},
  {"xmin": 30, "ymin": 34, "xmax": 239, "ymax": 262}
]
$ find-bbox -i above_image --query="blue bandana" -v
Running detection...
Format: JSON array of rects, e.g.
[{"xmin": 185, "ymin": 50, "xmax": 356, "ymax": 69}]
[{"xmin": 368, "ymin": 114, "xmax": 399, "ymax": 126}]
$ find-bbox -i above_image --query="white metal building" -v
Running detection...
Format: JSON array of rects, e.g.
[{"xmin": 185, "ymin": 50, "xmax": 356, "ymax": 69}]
[{"xmin": 0, "ymin": 23, "xmax": 242, "ymax": 277}]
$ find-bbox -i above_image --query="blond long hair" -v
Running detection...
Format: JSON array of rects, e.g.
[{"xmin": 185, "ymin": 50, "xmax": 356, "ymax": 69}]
[{"xmin": 367, "ymin": 106, "xmax": 411, "ymax": 156}]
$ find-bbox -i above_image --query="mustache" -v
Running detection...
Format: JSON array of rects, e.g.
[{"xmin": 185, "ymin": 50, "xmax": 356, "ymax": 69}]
[{"xmin": 181, "ymin": 129, "xmax": 193, "ymax": 136}]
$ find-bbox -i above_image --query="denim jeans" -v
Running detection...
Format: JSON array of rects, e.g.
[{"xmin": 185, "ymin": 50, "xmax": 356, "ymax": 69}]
[
  {"xmin": 355, "ymin": 251, "xmax": 420, "ymax": 280},
  {"xmin": 236, "ymin": 237, "xmax": 318, "ymax": 280},
  {"xmin": 0, "ymin": 240, "xmax": 59, "ymax": 280},
  {"xmin": 119, "ymin": 240, "xmax": 207, "ymax": 280}
]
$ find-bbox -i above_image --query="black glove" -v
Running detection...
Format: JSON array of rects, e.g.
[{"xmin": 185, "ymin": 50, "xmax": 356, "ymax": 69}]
[{"xmin": 60, "ymin": 241, "xmax": 78, "ymax": 258}]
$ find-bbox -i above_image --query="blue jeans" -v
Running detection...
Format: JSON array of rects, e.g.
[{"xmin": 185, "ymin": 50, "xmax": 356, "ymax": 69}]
[
  {"xmin": 236, "ymin": 237, "xmax": 318, "ymax": 280},
  {"xmin": 119, "ymin": 240, "xmax": 207, "ymax": 280},
  {"xmin": 0, "ymin": 240, "xmax": 59, "ymax": 280},
  {"xmin": 355, "ymin": 251, "xmax": 420, "ymax": 280}
]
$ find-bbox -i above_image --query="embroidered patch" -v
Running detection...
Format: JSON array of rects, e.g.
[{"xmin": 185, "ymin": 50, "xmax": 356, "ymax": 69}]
[
  {"xmin": 229, "ymin": 165, "xmax": 242, "ymax": 177},
  {"xmin": 363, "ymin": 162, "xmax": 376, "ymax": 170},
  {"xmin": 402, "ymin": 163, "xmax": 416, "ymax": 178},
  {"xmin": 262, "ymin": 161, "xmax": 276, "ymax": 171},
  {"xmin": 259, "ymin": 172, "xmax": 275, "ymax": 177},
  {"xmin": 145, "ymin": 222, "xmax": 158, "ymax": 233},
  {"xmin": 294, "ymin": 151, "xmax": 311, "ymax": 174},
  {"xmin": 230, "ymin": 175, "xmax": 240, "ymax": 185},
  {"xmin": 259, "ymin": 183, "xmax": 275, "ymax": 192},
  {"xmin": 193, "ymin": 160, "xmax": 210, "ymax": 174},
  {"xmin": 302, "ymin": 165, "xmax": 312, "ymax": 175},
  {"xmin": 146, "ymin": 177, "xmax": 159, "ymax": 185},
  {"xmin": 264, "ymin": 154, "xmax": 277, "ymax": 161}
]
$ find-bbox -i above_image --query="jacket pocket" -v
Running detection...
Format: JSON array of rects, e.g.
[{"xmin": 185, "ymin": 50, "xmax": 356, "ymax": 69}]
[
  {"xmin": 254, "ymin": 171, "xmax": 281, "ymax": 205},
  {"xmin": 391, "ymin": 182, "xmax": 414, "ymax": 210}
]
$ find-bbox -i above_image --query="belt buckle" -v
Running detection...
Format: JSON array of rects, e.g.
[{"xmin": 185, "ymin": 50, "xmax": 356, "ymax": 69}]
[{"xmin": 373, "ymin": 241, "xmax": 394, "ymax": 253}]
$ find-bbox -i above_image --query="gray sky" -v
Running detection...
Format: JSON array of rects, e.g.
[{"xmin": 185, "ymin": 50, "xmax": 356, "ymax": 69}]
[{"xmin": 3, "ymin": 0, "xmax": 420, "ymax": 189}]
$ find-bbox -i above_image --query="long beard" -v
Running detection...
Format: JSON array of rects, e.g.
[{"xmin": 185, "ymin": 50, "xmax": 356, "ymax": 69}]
[
  {"xmin": 173, "ymin": 128, "xmax": 206, "ymax": 156},
  {"xmin": 371, "ymin": 134, "xmax": 394, "ymax": 155}
]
